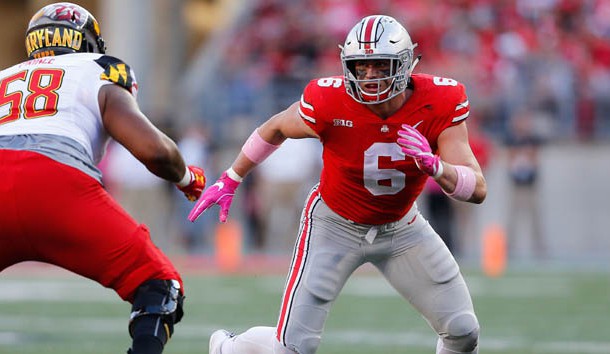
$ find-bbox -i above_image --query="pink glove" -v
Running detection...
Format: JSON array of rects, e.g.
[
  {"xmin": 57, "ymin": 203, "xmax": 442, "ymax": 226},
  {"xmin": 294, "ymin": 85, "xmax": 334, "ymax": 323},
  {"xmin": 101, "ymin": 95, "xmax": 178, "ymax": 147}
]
[
  {"xmin": 176, "ymin": 165, "xmax": 206, "ymax": 201},
  {"xmin": 188, "ymin": 171, "xmax": 241, "ymax": 223},
  {"xmin": 397, "ymin": 124, "xmax": 443, "ymax": 179}
]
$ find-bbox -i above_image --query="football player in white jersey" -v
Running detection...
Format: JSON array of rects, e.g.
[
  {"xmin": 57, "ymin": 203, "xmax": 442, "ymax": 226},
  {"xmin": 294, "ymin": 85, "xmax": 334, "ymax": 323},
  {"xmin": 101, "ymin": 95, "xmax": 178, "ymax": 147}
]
[{"xmin": 0, "ymin": 3, "xmax": 206, "ymax": 354}]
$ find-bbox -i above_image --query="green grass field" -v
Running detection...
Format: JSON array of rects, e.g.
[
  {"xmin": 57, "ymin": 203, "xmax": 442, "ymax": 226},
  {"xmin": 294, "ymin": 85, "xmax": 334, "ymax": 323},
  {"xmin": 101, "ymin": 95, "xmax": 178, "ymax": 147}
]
[{"xmin": 0, "ymin": 264, "xmax": 609, "ymax": 354}]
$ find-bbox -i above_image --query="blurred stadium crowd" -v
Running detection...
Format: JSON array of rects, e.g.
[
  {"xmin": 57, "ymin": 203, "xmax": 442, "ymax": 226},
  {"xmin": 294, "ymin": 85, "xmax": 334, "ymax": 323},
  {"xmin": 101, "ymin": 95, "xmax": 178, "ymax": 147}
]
[{"xmin": 207, "ymin": 0, "xmax": 610, "ymax": 142}]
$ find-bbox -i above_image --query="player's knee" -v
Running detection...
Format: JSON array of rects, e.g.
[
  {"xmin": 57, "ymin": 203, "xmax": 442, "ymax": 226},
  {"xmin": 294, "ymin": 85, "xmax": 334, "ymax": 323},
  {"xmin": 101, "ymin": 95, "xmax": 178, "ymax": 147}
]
[
  {"xmin": 281, "ymin": 325, "xmax": 322, "ymax": 354},
  {"xmin": 272, "ymin": 338, "xmax": 300, "ymax": 354},
  {"xmin": 442, "ymin": 311, "xmax": 479, "ymax": 353},
  {"xmin": 128, "ymin": 279, "xmax": 184, "ymax": 345},
  {"xmin": 298, "ymin": 337, "xmax": 322, "ymax": 354},
  {"xmin": 278, "ymin": 340, "xmax": 317, "ymax": 354},
  {"xmin": 282, "ymin": 305, "xmax": 326, "ymax": 354}
]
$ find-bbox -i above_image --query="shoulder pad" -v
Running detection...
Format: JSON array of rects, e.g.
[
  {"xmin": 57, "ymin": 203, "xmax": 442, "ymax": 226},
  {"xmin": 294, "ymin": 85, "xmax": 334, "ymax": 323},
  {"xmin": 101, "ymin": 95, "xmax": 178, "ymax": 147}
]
[{"xmin": 94, "ymin": 55, "xmax": 137, "ymax": 94}]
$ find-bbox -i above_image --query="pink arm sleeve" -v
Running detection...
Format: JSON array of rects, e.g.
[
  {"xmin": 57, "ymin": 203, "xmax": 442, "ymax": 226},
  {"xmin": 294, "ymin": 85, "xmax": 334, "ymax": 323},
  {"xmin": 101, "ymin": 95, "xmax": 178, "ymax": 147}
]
[
  {"xmin": 241, "ymin": 129, "xmax": 281, "ymax": 164},
  {"xmin": 446, "ymin": 165, "xmax": 476, "ymax": 201}
]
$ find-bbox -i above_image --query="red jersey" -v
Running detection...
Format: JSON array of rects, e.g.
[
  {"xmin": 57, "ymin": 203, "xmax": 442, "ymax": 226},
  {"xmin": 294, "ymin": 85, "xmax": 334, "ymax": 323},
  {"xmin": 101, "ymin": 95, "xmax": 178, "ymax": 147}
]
[{"xmin": 298, "ymin": 73, "xmax": 470, "ymax": 224}]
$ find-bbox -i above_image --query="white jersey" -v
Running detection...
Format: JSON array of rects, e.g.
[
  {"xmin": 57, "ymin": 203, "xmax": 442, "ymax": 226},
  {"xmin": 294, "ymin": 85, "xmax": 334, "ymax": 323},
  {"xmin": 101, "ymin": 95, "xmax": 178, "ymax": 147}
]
[{"xmin": 0, "ymin": 53, "xmax": 138, "ymax": 182}]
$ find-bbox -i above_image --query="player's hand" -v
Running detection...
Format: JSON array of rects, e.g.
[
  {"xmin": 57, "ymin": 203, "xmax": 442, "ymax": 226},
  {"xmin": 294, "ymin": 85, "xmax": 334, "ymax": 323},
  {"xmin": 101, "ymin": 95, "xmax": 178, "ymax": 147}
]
[
  {"xmin": 176, "ymin": 165, "xmax": 206, "ymax": 201},
  {"xmin": 188, "ymin": 171, "xmax": 241, "ymax": 223},
  {"xmin": 397, "ymin": 124, "xmax": 443, "ymax": 178}
]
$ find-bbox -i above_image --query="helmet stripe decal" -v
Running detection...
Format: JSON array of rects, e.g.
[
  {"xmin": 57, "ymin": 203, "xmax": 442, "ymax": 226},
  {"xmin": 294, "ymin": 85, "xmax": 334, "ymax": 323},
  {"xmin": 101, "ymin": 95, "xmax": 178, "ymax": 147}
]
[{"xmin": 360, "ymin": 16, "xmax": 381, "ymax": 49}]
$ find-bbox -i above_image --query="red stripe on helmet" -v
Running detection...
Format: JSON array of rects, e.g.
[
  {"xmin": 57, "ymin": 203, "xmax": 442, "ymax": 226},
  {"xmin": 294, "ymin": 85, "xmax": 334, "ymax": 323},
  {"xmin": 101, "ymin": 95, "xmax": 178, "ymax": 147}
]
[{"xmin": 362, "ymin": 16, "xmax": 378, "ymax": 50}]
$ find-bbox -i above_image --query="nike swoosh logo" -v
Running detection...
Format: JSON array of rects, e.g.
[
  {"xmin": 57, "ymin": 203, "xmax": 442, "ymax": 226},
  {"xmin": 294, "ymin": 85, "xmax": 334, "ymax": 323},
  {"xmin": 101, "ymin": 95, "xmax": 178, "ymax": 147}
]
[
  {"xmin": 412, "ymin": 120, "xmax": 424, "ymax": 129},
  {"xmin": 407, "ymin": 215, "xmax": 418, "ymax": 225}
]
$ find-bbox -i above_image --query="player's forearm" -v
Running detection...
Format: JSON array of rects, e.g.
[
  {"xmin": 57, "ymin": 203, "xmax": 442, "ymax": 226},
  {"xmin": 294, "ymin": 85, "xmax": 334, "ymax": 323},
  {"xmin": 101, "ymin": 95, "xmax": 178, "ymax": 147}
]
[
  {"xmin": 145, "ymin": 160, "xmax": 185, "ymax": 183},
  {"xmin": 228, "ymin": 127, "xmax": 283, "ymax": 180},
  {"xmin": 228, "ymin": 151, "xmax": 259, "ymax": 180},
  {"xmin": 228, "ymin": 102, "xmax": 311, "ymax": 180},
  {"xmin": 139, "ymin": 139, "xmax": 187, "ymax": 183},
  {"xmin": 435, "ymin": 161, "xmax": 487, "ymax": 204}
]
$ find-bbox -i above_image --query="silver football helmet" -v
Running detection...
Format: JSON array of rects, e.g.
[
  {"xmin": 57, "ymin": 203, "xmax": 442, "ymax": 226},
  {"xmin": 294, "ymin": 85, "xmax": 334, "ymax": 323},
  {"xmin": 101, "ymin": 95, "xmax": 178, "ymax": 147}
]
[{"xmin": 340, "ymin": 15, "xmax": 418, "ymax": 104}]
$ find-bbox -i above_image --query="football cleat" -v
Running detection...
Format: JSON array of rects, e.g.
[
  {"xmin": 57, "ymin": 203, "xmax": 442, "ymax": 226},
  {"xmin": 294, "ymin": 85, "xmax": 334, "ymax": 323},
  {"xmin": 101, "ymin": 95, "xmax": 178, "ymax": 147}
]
[{"xmin": 209, "ymin": 329, "xmax": 235, "ymax": 354}]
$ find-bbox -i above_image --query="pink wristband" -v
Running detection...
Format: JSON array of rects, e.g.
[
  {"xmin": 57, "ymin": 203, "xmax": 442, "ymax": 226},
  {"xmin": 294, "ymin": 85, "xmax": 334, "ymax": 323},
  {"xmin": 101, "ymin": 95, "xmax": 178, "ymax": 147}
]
[
  {"xmin": 241, "ymin": 129, "xmax": 280, "ymax": 164},
  {"xmin": 447, "ymin": 165, "xmax": 476, "ymax": 201}
]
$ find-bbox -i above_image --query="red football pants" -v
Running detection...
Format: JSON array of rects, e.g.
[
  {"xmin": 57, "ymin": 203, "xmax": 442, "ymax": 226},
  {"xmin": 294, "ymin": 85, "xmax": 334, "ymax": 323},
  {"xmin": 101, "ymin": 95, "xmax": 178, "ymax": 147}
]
[{"xmin": 0, "ymin": 150, "xmax": 182, "ymax": 302}]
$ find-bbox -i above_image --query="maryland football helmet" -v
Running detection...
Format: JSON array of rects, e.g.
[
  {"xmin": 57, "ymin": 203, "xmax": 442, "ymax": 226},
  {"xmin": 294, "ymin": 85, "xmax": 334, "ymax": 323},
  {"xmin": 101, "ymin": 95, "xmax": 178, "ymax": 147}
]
[
  {"xmin": 340, "ymin": 15, "xmax": 418, "ymax": 104},
  {"xmin": 25, "ymin": 2, "xmax": 106, "ymax": 59}
]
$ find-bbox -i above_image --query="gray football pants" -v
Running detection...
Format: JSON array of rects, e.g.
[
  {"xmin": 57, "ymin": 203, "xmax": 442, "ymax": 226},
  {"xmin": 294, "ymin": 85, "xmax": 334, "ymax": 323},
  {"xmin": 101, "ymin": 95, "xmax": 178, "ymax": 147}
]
[{"xmin": 273, "ymin": 188, "xmax": 479, "ymax": 353}]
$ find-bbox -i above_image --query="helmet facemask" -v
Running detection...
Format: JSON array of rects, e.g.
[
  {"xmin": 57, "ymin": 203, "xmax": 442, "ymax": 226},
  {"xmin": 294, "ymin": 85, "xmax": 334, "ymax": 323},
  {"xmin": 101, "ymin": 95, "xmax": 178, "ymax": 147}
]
[
  {"xmin": 342, "ymin": 53, "xmax": 412, "ymax": 104},
  {"xmin": 340, "ymin": 15, "xmax": 417, "ymax": 104}
]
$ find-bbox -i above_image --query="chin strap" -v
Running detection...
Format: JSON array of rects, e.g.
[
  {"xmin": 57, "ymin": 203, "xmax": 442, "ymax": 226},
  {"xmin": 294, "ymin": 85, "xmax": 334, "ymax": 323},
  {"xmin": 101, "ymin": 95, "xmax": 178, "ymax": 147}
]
[{"xmin": 409, "ymin": 54, "xmax": 422, "ymax": 75}]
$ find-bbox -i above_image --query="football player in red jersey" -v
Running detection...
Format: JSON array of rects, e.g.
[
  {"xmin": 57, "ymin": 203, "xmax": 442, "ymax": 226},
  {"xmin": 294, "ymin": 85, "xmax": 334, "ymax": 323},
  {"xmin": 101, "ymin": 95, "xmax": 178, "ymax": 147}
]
[
  {"xmin": 0, "ymin": 3, "xmax": 206, "ymax": 354},
  {"xmin": 190, "ymin": 15, "xmax": 486, "ymax": 354}
]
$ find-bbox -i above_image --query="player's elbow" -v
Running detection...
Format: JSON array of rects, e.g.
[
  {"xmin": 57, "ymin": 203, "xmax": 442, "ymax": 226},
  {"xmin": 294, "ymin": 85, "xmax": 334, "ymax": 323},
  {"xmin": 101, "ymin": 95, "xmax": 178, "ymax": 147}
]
[
  {"xmin": 137, "ymin": 140, "xmax": 182, "ymax": 176},
  {"xmin": 139, "ymin": 140, "xmax": 175, "ymax": 165},
  {"xmin": 470, "ymin": 179, "xmax": 487, "ymax": 204}
]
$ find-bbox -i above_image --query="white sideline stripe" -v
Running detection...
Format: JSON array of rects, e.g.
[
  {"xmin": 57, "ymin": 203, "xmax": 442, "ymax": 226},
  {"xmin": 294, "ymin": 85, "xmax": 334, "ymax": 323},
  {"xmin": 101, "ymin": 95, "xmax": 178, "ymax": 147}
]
[
  {"xmin": 0, "ymin": 332, "xmax": 19, "ymax": 345},
  {"xmin": 1, "ymin": 319, "xmax": 610, "ymax": 354},
  {"xmin": 0, "ymin": 280, "xmax": 116, "ymax": 302},
  {"xmin": 0, "ymin": 275, "xmax": 574, "ymax": 302},
  {"xmin": 322, "ymin": 330, "xmax": 610, "ymax": 353},
  {"xmin": 0, "ymin": 316, "xmax": 125, "ymax": 333}
]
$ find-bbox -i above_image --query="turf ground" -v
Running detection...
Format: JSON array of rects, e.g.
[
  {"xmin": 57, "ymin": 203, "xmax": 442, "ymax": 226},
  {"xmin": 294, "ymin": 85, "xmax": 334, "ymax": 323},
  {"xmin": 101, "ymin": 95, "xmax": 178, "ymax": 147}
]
[{"xmin": 0, "ymin": 262, "xmax": 609, "ymax": 354}]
